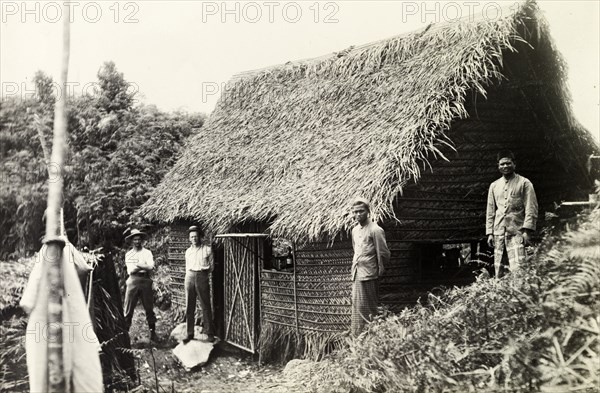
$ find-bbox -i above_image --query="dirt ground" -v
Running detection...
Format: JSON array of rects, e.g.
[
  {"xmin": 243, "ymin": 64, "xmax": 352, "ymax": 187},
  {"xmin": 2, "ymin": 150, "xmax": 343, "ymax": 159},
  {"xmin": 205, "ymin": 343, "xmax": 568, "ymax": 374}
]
[{"xmin": 127, "ymin": 306, "xmax": 310, "ymax": 393}]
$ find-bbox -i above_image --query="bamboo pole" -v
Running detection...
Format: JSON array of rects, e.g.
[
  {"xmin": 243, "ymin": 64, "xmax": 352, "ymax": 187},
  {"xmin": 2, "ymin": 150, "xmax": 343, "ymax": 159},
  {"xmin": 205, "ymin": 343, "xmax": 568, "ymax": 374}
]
[
  {"xmin": 292, "ymin": 243, "xmax": 299, "ymax": 334},
  {"xmin": 45, "ymin": 5, "xmax": 70, "ymax": 392}
]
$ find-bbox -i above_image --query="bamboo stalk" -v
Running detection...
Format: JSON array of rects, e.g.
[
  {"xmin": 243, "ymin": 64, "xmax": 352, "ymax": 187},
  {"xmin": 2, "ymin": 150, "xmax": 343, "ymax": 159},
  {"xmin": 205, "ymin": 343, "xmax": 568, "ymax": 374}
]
[{"xmin": 45, "ymin": 5, "xmax": 70, "ymax": 392}]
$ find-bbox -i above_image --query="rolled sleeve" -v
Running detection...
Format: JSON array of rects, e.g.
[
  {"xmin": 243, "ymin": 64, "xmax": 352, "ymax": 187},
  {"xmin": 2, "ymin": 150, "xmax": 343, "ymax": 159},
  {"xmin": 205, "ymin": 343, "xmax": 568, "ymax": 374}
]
[{"xmin": 145, "ymin": 250, "xmax": 155, "ymax": 270}]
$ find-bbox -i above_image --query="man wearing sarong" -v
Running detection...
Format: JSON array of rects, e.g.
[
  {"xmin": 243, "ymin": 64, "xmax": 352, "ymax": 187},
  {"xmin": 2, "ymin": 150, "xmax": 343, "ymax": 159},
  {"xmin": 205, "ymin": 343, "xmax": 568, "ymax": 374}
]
[
  {"xmin": 124, "ymin": 229, "xmax": 158, "ymax": 341},
  {"xmin": 350, "ymin": 198, "xmax": 390, "ymax": 336},
  {"xmin": 183, "ymin": 226, "xmax": 216, "ymax": 343},
  {"xmin": 486, "ymin": 150, "xmax": 538, "ymax": 277}
]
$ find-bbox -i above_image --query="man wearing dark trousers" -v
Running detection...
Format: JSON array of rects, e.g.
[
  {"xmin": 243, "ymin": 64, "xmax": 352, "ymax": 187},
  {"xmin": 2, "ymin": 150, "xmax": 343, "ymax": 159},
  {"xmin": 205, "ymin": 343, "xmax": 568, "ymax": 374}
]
[
  {"xmin": 123, "ymin": 229, "xmax": 158, "ymax": 341},
  {"xmin": 183, "ymin": 226, "xmax": 215, "ymax": 343}
]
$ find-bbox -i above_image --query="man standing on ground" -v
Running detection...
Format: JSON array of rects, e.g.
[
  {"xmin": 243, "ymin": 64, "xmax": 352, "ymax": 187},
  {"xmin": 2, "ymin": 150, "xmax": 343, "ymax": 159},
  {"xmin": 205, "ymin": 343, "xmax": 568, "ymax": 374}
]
[
  {"xmin": 486, "ymin": 150, "xmax": 538, "ymax": 278},
  {"xmin": 124, "ymin": 229, "xmax": 158, "ymax": 341},
  {"xmin": 350, "ymin": 198, "xmax": 390, "ymax": 336},
  {"xmin": 183, "ymin": 226, "xmax": 215, "ymax": 343}
]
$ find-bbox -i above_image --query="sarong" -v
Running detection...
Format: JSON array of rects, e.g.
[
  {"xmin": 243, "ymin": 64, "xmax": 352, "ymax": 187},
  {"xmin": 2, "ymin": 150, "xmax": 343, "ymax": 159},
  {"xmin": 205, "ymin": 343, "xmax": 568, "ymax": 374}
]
[
  {"xmin": 494, "ymin": 233, "xmax": 526, "ymax": 277},
  {"xmin": 351, "ymin": 279, "xmax": 379, "ymax": 336}
]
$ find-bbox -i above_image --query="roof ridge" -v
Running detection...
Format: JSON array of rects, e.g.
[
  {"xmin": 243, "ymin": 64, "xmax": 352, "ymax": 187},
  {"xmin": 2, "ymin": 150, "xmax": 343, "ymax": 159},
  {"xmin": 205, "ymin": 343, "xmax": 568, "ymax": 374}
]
[{"xmin": 231, "ymin": 1, "xmax": 526, "ymax": 81}]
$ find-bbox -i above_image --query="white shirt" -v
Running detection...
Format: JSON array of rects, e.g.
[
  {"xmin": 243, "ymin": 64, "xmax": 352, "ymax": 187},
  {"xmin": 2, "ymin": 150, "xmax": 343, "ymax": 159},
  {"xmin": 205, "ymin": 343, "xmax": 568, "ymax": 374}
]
[
  {"xmin": 185, "ymin": 245, "xmax": 213, "ymax": 272},
  {"xmin": 125, "ymin": 247, "xmax": 155, "ymax": 274}
]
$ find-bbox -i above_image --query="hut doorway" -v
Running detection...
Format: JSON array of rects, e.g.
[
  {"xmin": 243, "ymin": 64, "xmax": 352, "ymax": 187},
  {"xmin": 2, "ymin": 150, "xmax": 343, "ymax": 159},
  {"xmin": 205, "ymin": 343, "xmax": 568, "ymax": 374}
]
[{"xmin": 215, "ymin": 234, "xmax": 267, "ymax": 353}]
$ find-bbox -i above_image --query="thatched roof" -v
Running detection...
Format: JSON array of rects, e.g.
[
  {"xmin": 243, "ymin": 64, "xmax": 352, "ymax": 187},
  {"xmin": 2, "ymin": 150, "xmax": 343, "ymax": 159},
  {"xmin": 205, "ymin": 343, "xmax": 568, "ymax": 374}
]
[{"xmin": 140, "ymin": 1, "xmax": 594, "ymax": 242}]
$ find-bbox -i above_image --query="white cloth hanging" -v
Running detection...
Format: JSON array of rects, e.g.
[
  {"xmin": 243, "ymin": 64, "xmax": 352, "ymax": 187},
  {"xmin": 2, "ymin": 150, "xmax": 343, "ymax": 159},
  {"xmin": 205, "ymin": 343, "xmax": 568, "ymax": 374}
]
[{"xmin": 20, "ymin": 241, "xmax": 103, "ymax": 393}]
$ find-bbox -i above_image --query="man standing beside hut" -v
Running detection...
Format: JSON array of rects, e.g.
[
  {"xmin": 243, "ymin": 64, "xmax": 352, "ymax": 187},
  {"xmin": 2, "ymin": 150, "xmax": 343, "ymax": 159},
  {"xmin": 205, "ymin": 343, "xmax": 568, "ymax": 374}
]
[
  {"xmin": 183, "ymin": 226, "xmax": 216, "ymax": 343},
  {"xmin": 350, "ymin": 198, "xmax": 391, "ymax": 336},
  {"xmin": 124, "ymin": 229, "xmax": 158, "ymax": 341},
  {"xmin": 486, "ymin": 150, "xmax": 538, "ymax": 278}
]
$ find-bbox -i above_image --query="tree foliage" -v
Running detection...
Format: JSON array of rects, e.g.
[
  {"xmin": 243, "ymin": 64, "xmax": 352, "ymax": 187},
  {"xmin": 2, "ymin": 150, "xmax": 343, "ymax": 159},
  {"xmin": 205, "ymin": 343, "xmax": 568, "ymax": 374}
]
[{"xmin": 0, "ymin": 63, "xmax": 205, "ymax": 257}]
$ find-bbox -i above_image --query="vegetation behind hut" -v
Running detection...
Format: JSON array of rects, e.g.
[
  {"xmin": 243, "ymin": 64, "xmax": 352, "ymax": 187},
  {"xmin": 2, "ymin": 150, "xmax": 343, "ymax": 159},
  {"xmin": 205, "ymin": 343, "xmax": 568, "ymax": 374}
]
[{"xmin": 0, "ymin": 62, "xmax": 205, "ymax": 258}]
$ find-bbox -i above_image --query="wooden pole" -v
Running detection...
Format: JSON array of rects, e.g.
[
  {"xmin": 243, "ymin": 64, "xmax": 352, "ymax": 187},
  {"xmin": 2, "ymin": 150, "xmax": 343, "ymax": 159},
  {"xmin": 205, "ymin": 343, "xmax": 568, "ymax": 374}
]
[
  {"xmin": 45, "ymin": 5, "xmax": 70, "ymax": 392},
  {"xmin": 292, "ymin": 243, "xmax": 299, "ymax": 335}
]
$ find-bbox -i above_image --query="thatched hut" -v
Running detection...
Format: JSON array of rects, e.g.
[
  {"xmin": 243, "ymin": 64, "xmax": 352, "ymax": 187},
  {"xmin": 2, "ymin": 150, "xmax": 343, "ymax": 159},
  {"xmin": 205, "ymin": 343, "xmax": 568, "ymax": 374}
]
[{"xmin": 140, "ymin": 1, "xmax": 597, "ymax": 360}]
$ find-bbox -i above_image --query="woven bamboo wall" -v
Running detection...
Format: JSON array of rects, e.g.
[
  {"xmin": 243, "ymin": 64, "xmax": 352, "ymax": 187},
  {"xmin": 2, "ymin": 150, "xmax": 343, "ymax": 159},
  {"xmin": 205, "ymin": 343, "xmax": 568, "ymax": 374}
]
[
  {"xmin": 261, "ymin": 241, "xmax": 352, "ymax": 334},
  {"xmin": 168, "ymin": 225, "xmax": 188, "ymax": 310},
  {"xmin": 261, "ymin": 238, "xmax": 421, "ymax": 334}
]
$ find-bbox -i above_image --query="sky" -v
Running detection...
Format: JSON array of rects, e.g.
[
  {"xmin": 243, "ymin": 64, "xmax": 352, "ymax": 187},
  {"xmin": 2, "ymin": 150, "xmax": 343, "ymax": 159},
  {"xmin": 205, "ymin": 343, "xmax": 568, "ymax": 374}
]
[{"xmin": 1, "ymin": 0, "xmax": 598, "ymax": 141}]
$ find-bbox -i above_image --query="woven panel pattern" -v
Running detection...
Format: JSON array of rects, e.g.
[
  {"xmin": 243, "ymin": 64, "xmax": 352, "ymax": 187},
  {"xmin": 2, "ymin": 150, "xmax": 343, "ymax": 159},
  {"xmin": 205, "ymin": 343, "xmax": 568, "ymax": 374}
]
[
  {"xmin": 168, "ymin": 226, "xmax": 189, "ymax": 310},
  {"xmin": 260, "ymin": 240, "xmax": 421, "ymax": 333}
]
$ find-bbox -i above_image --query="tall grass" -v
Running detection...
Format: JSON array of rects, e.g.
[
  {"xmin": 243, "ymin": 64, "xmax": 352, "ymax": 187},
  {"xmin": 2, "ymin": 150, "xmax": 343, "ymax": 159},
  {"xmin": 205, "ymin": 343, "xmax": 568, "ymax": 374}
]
[{"xmin": 0, "ymin": 257, "xmax": 36, "ymax": 391}]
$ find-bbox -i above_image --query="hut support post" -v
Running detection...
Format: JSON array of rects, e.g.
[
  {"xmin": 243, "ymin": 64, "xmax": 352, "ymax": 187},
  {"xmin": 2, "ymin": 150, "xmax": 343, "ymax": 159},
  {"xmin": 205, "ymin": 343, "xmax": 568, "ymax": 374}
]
[{"xmin": 292, "ymin": 242, "xmax": 299, "ymax": 334}]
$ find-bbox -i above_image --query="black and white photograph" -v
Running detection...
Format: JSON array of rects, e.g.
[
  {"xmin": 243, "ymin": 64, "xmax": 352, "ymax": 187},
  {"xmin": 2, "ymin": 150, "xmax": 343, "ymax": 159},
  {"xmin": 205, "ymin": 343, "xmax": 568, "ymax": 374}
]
[{"xmin": 1, "ymin": 1, "xmax": 598, "ymax": 392}]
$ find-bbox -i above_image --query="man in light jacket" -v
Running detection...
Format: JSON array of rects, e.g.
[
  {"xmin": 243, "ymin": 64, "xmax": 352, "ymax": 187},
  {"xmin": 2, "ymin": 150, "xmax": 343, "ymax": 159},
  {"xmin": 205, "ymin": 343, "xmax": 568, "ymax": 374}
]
[
  {"xmin": 486, "ymin": 150, "xmax": 538, "ymax": 277},
  {"xmin": 350, "ymin": 198, "xmax": 390, "ymax": 336}
]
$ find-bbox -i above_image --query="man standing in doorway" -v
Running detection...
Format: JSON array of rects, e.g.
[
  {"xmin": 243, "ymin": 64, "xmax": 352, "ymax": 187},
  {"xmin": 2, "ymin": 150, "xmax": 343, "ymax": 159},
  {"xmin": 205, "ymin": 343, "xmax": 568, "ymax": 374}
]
[
  {"xmin": 350, "ymin": 198, "xmax": 390, "ymax": 336},
  {"xmin": 124, "ymin": 229, "xmax": 158, "ymax": 341},
  {"xmin": 183, "ymin": 226, "xmax": 215, "ymax": 343},
  {"xmin": 486, "ymin": 150, "xmax": 538, "ymax": 278}
]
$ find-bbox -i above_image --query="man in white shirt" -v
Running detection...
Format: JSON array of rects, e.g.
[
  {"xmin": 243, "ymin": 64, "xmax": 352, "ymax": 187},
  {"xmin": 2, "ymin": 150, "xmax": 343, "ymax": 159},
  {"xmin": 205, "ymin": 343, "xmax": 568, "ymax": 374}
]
[
  {"xmin": 123, "ymin": 229, "xmax": 157, "ymax": 341},
  {"xmin": 183, "ymin": 226, "xmax": 215, "ymax": 343}
]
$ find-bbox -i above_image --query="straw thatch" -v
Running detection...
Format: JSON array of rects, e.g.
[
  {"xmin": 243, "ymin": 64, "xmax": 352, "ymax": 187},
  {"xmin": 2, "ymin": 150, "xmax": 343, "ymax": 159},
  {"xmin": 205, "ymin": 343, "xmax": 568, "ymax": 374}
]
[{"xmin": 140, "ymin": 0, "xmax": 596, "ymax": 242}]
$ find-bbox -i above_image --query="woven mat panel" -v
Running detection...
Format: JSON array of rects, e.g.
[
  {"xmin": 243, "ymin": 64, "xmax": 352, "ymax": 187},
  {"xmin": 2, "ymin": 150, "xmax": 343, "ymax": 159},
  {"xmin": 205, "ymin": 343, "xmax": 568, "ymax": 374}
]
[
  {"xmin": 168, "ymin": 226, "xmax": 189, "ymax": 310},
  {"xmin": 259, "ymin": 243, "xmax": 354, "ymax": 333},
  {"xmin": 295, "ymin": 249, "xmax": 353, "ymax": 266},
  {"xmin": 296, "ymin": 239, "xmax": 352, "ymax": 251},
  {"xmin": 261, "ymin": 270, "xmax": 296, "ymax": 326},
  {"xmin": 258, "ymin": 240, "xmax": 434, "ymax": 333}
]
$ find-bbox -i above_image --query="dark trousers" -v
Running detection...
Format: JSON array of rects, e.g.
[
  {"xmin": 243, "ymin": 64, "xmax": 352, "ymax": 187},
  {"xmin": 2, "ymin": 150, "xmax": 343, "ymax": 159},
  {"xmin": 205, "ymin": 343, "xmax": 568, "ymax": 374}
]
[
  {"xmin": 124, "ymin": 275, "xmax": 156, "ymax": 330},
  {"xmin": 185, "ymin": 270, "xmax": 215, "ymax": 337}
]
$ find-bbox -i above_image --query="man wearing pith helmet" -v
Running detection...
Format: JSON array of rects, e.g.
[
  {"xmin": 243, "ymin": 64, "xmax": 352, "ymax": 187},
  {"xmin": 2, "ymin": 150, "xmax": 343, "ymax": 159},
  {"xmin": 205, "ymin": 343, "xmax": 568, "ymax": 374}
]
[
  {"xmin": 350, "ymin": 198, "xmax": 390, "ymax": 336},
  {"xmin": 123, "ymin": 229, "xmax": 158, "ymax": 342},
  {"xmin": 486, "ymin": 150, "xmax": 538, "ymax": 278},
  {"xmin": 183, "ymin": 226, "xmax": 215, "ymax": 343}
]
